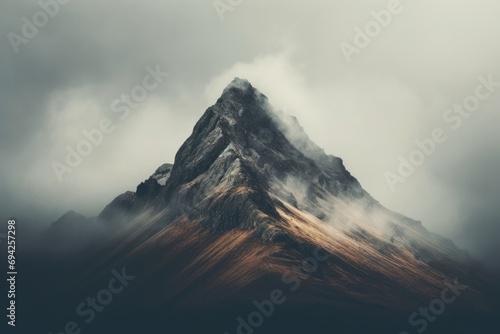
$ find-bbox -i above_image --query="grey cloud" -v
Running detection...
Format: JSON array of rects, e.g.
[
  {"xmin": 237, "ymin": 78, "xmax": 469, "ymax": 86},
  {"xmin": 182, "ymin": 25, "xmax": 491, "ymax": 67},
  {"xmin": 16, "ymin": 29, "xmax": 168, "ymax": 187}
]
[{"xmin": 0, "ymin": 0, "xmax": 498, "ymax": 268}]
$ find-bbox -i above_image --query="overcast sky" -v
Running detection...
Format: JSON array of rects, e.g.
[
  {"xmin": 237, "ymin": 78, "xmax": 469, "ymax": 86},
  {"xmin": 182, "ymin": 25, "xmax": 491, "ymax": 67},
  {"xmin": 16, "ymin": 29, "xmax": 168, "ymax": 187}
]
[{"xmin": 1, "ymin": 0, "xmax": 499, "ymax": 268}]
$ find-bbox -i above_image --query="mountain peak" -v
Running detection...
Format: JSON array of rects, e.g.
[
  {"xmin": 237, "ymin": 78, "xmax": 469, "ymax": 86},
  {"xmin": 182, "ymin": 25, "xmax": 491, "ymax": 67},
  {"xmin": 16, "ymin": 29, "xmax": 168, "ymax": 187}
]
[
  {"xmin": 217, "ymin": 77, "xmax": 267, "ymax": 120},
  {"xmin": 140, "ymin": 78, "xmax": 367, "ymax": 235},
  {"xmin": 222, "ymin": 77, "xmax": 254, "ymax": 95}
]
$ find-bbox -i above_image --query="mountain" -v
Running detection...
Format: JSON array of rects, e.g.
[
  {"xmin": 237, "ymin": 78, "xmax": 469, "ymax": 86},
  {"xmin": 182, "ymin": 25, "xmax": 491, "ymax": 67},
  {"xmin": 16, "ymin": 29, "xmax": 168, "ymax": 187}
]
[{"xmin": 33, "ymin": 78, "xmax": 499, "ymax": 334}]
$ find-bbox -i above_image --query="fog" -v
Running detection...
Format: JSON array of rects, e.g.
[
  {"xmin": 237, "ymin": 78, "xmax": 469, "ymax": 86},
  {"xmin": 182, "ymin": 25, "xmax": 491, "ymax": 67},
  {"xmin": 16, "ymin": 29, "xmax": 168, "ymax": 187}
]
[{"xmin": 0, "ymin": 0, "xmax": 499, "ymax": 268}]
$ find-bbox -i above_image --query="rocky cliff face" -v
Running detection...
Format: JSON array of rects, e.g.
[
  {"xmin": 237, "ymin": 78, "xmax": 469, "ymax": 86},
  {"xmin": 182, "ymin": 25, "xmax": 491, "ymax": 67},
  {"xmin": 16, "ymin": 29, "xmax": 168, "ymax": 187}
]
[
  {"xmin": 98, "ymin": 78, "xmax": 366, "ymax": 233},
  {"xmin": 40, "ymin": 78, "xmax": 499, "ymax": 333}
]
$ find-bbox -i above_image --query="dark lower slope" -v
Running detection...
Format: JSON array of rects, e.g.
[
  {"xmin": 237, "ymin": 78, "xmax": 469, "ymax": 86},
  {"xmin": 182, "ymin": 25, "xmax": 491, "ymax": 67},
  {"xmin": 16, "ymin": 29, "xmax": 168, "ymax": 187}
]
[{"xmin": 22, "ymin": 181, "xmax": 500, "ymax": 334}]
